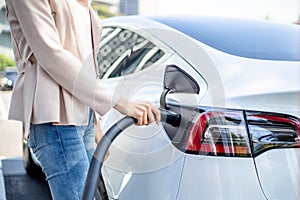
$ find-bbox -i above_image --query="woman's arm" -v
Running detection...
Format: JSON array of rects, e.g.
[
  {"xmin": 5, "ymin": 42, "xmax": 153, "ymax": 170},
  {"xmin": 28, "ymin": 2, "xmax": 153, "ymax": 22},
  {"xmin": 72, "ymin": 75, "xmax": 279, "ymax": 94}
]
[{"xmin": 9, "ymin": 0, "xmax": 119, "ymax": 115}]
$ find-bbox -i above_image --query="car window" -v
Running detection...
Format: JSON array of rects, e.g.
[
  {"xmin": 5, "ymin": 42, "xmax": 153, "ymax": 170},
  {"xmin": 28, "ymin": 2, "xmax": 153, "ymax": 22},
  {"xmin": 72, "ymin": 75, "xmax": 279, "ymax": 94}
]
[{"xmin": 97, "ymin": 27, "xmax": 165, "ymax": 79}]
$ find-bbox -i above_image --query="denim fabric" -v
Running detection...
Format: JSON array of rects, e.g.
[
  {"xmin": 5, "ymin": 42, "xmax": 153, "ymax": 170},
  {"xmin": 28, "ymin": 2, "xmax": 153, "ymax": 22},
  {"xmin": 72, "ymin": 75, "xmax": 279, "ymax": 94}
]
[
  {"xmin": 77, "ymin": 110, "xmax": 96, "ymax": 162},
  {"xmin": 28, "ymin": 110, "xmax": 96, "ymax": 200}
]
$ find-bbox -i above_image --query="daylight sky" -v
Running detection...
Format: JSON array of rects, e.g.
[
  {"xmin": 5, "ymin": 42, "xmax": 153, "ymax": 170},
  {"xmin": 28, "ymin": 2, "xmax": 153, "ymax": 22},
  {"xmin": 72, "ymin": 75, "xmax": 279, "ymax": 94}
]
[{"xmin": 139, "ymin": 0, "xmax": 300, "ymax": 23}]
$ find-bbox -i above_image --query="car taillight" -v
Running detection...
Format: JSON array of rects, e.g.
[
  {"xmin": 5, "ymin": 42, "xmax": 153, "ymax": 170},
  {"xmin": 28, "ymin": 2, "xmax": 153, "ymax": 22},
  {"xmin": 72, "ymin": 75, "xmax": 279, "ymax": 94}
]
[
  {"xmin": 246, "ymin": 112, "xmax": 300, "ymax": 156},
  {"xmin": 185, "ymin": 110, "xmax": 252, "ymax": 157}
]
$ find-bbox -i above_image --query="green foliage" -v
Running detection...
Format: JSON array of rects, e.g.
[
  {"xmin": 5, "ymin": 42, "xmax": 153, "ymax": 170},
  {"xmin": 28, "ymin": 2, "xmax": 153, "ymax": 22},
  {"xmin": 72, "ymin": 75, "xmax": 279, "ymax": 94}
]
[
  {"xmin": 92, "ymin": 4, "xmax": 119, "ymax": 19},
  {"xmin": 0, "ymin": 54, "xmax": 15, "ymax": 71}
]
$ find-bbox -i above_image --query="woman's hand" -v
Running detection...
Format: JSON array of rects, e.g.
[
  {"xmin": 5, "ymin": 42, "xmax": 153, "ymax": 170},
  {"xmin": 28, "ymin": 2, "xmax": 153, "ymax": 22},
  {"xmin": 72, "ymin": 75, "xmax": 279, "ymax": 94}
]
[{"xmin": 114, "ymin": 97, "xmax": 161, "ymax": 126}]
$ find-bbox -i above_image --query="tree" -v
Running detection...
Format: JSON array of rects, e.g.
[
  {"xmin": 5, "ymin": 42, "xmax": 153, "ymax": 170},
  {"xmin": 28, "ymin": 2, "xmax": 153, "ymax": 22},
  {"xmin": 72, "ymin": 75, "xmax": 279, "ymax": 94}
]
[
  {"xmin": 0, "ymin": 54, "xmax": 15, "ymax": 71},
  {"xmin": 92, "ymin": 4, "xmax": 119, "ymax": 19}
]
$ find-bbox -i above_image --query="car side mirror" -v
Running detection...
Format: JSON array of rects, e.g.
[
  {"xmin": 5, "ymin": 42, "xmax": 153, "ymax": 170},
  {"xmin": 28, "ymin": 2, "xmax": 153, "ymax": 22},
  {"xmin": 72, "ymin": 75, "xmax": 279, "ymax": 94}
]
[{"xmin": 160, "ymin": 64, "xmax": 200, "ymax": 109}]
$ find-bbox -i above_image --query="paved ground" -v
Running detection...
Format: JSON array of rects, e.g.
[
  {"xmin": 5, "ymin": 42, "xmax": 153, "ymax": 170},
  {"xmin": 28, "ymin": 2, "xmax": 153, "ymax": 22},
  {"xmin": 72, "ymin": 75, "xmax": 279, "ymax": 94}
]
[{"xmin": 1, "ymin": 158, "xmax": 51, "ymax": 200}]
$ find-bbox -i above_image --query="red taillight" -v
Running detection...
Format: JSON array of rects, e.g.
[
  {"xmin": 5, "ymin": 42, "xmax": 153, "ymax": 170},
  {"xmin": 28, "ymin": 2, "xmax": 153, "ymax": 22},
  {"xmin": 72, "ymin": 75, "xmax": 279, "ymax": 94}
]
[
  {"xmin": 185, "ymin": 110, "xmax": 252, "ymax": 157},
  {"xmin": 246, "ymin": 112, "xmax": 300, "ymax": 156},
  {"xmin": 247, "ymin": 113, "xmax": 300, "ymax": 135}
]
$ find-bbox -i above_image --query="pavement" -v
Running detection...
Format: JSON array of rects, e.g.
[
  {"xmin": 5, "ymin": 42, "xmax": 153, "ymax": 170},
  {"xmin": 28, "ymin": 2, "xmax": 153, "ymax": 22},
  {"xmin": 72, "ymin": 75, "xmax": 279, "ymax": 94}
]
[{"xmin": 0, "ymin": 158, "xmax": 51, "ymax": 200}]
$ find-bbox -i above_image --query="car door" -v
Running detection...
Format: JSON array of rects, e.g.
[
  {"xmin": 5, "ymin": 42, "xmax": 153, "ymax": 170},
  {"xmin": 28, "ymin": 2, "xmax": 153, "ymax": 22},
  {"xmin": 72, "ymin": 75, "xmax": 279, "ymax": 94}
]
[{"xmin": 97, "ymin": 27, "xmax": 186, "ymax": 200}]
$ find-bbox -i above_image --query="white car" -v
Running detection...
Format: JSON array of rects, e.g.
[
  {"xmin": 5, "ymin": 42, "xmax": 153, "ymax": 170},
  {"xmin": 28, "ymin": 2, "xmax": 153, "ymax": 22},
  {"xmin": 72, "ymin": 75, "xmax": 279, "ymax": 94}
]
[{"xmin": 26, "ymin": 15, "xmax": 300, "ymax": 200}]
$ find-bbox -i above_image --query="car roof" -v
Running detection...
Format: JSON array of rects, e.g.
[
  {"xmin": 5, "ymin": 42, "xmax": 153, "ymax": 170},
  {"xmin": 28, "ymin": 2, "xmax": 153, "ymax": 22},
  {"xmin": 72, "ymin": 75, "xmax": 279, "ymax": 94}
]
[{"xmin": 148, "ymin": 16, "xmax": 300, "ymax": 61}]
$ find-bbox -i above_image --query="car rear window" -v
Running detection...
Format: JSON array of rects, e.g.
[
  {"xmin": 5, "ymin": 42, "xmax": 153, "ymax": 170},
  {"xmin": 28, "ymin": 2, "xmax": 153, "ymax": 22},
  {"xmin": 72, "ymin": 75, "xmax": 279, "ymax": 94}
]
[{"xmin": 150, "ymin": 16, "xmax": 300, "ymax": 61}]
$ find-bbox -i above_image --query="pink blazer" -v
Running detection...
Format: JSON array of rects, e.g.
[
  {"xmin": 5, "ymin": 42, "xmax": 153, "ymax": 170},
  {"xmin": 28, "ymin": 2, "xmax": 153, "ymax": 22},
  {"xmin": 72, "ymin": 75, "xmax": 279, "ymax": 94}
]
[{"xmin": 5, "ymin": 0, "xmax": 119, "ymax": 137}]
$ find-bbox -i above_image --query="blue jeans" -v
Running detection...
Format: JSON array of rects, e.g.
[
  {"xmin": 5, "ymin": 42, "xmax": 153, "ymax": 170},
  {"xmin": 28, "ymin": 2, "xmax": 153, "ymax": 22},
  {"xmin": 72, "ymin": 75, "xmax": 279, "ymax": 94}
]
[{"xmin": 28, "ymin": 110, "xmax": 95, "ymax": 200}]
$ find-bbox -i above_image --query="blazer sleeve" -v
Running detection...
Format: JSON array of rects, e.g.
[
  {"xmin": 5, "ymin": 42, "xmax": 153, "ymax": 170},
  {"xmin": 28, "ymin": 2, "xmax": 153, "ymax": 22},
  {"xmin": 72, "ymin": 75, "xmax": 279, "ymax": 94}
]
[{"xmin": 9, "ymin": 0, "xmax": 120, "ymax": 115}]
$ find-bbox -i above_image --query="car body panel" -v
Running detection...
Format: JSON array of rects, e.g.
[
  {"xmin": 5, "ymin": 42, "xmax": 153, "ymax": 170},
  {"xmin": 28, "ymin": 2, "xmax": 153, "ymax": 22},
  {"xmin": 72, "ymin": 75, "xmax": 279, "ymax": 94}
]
[
  {"xmin": 103, "ymin": 156, "xmax": 185, "ymax": 200},
  {"xmin": 177, "ymin": 156, "xmax": 266, "ymax": 200},
  {"xmin": 200, "ymin": 45, "xmax": 300, "ymax": 117},
  {"xmin": 255, "ymin": 148, "xmax": 300, "ymax": 200},
  {"xmin": 102, "ymin": 110, "xmax": 185, "ymax": 200}
]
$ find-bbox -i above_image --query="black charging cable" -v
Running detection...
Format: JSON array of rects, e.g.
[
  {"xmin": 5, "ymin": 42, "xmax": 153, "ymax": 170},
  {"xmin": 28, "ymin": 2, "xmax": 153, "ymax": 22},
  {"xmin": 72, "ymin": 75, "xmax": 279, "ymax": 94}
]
[{"xmin": 81, "ymin": 109, "xmax": 181, "ymax": 200}]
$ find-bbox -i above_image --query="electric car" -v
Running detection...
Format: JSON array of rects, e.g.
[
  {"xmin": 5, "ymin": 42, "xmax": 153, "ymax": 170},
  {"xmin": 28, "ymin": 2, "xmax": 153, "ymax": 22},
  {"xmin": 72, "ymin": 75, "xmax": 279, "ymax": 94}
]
[
  {"xmin": 24, "ymin": 16, "xmax": 300, "ymax": 200},
  {"xmin": 0, "ymin": 67, "xmax": 17, "ymax": 91}
]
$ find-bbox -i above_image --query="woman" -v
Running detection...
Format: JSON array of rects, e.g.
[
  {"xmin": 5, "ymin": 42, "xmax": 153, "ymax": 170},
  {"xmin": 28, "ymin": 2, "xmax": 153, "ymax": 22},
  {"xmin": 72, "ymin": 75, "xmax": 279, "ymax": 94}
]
[{"xmin": 5, "ymin": 0, "xmax": 160, "ymax": 199}]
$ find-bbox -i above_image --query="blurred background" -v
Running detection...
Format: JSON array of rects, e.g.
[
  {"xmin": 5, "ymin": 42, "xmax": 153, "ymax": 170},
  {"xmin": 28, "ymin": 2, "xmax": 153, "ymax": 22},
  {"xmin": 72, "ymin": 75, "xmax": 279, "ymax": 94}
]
[{"xmin": 0, "ymin": 0, "xmax": 300, "ymax": 61}]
